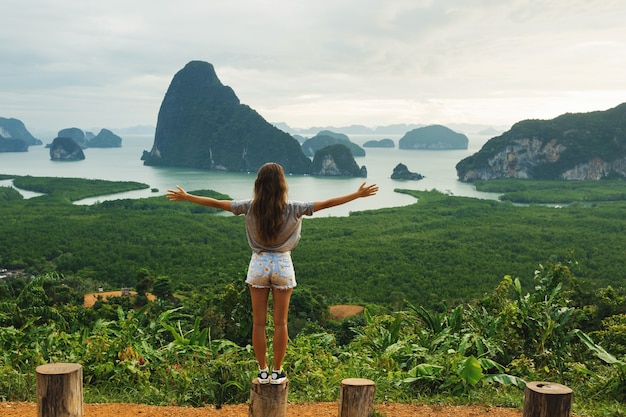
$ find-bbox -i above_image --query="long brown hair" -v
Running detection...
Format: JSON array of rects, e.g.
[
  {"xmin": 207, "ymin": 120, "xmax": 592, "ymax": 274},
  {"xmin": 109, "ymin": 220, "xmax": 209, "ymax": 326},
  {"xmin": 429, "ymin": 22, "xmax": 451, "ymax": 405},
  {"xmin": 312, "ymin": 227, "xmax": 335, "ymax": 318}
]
[{"xmin": 251, "ymin": 162, "xmax": 288, "ymax": 243}]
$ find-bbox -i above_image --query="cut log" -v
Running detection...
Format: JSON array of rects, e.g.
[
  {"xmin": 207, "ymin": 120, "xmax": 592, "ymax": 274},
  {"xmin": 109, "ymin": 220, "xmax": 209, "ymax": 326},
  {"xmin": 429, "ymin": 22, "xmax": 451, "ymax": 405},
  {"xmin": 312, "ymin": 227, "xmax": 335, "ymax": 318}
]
[
  {"xmin": 36, "ymin": 362, "xmax": 83, "ymax": 417},
  {"xmin": 338, "ymin": 378, "xmax": 376, "ymax": 417},
  {"xmin": 249, "ymin": 379, "xmax": 289, "ymax": 417},
  {"xmin": 523, "ymin": 381, "xmax": 573, "ymax": 417}
]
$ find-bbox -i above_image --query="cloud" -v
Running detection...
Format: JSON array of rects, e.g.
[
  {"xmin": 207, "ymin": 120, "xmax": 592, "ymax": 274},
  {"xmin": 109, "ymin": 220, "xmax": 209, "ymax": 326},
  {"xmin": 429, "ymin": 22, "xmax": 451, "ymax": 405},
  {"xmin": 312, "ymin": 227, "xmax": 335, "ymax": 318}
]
[{"xmin": 1, "ymin": 0, "xmax": 625, "ymax": 132}]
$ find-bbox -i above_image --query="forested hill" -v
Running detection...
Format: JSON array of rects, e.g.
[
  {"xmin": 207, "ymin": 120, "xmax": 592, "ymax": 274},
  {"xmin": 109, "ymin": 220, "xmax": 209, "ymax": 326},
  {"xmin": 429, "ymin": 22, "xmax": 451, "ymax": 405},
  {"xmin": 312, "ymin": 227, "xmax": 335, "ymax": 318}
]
[
  {"xmin": 456, "ymin": 102, "xmax": 626, "ymax": 181},
  {"xmin": 141, "ymin": 61, "xmax": 311, "ymax": 174}
]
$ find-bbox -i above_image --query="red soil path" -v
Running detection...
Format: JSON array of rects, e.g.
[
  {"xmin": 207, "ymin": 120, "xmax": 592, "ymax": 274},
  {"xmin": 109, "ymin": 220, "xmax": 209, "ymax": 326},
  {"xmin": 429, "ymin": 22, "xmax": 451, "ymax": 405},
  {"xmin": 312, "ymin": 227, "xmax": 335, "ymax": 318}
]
[{"xmin": 0, "ymin": 401, "xmax": 524, "ymax": 417}]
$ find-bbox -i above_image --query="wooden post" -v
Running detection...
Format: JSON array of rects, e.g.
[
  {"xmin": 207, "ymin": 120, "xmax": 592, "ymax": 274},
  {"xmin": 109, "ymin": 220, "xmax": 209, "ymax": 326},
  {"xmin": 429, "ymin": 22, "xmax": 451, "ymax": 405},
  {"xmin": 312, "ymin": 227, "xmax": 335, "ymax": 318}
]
[
  {"xmin": 249, "ymin": 379, "xmax": 289, "ymax": 417},
  {"xmin": 36, "ymin": 363, "xmax": 83, "ymax": 417},
  {"xmin": 338, "ymin": 378, "xmax": 376, "ymax": 417},
  {"xmin": 523, "ymin": 381, "xmax": 573, "ymax": 417}
]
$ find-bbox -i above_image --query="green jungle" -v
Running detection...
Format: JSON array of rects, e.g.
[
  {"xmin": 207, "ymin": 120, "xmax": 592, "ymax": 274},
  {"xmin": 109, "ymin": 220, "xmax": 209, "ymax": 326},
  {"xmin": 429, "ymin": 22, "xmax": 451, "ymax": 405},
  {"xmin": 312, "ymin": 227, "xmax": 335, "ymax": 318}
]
[{"xmin": 1, "ymin": 174, "xmax": 626, "ymax": 416}]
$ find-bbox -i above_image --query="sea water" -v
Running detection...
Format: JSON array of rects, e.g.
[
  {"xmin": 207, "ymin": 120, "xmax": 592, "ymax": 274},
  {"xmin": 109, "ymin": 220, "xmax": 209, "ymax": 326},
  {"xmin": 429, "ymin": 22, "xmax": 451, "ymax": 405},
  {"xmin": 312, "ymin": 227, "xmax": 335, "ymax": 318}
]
[{"xmin": 0, "ymin": 134, "xmax": 499, "ymax": 217}]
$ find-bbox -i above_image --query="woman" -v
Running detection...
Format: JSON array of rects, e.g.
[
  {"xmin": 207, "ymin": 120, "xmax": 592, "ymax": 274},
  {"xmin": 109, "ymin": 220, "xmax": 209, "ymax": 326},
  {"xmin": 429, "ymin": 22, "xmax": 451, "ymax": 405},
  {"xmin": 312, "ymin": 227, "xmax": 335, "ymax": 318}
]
[{"xmin": 166, "ymin": 162, "xmax": 378, "ymax": 384}]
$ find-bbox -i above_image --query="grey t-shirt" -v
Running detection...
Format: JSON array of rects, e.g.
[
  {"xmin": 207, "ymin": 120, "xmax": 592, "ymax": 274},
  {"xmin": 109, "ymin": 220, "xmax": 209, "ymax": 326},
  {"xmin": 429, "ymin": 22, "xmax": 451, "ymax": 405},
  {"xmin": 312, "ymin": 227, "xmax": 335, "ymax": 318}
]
[{"xmin": 230, "ymin": 200, "xmax": 315, "ymax": 253}]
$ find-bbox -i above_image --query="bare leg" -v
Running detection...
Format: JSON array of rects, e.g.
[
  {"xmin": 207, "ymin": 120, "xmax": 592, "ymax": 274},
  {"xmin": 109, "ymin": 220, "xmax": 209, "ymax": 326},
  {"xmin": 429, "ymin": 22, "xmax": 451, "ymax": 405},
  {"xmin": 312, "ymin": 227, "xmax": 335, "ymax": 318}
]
[
  {"xmin": 271, "ymin": 287, "xmax": 292, "ymax": 371},
  {"xmin": 249, "ymin": 285, "xmax": 270, "ymax": 369}
]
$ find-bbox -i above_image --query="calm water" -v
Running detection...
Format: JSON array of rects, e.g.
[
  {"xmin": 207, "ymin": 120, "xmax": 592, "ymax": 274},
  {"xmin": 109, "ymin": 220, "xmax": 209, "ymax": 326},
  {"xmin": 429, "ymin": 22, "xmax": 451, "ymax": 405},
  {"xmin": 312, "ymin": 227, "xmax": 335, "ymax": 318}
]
[{"xmin": 0, "ymin": 134, "xmax": 498, "ymax": 217}]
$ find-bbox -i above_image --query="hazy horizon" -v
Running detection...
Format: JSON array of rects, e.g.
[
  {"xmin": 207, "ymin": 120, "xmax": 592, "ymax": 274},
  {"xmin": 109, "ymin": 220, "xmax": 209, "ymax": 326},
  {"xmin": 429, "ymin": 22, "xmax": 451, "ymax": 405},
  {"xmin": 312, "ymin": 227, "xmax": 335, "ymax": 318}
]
[
  {"xmin": 2, "ymin": 1, "xmax": 624, "ymax": 135},
  {"xmin": 23, "ymin": 119, "xmax": 509, "ymax": 142}
]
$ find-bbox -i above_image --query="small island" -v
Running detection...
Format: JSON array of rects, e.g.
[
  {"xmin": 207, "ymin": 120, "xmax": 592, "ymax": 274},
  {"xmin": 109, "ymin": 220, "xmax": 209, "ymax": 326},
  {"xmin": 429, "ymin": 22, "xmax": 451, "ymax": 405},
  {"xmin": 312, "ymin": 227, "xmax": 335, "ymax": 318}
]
[
  {"xmin": 391, "ymin": 163, "xmax": 424, "ymax": 180},
  {"xmin": 399, "ymin": 125, "xmax": 468, "ymax": 150},
  {"xmin": 302, "ymin": 130, "xmax": 366, "ymax": 157},
  {"xmin": 310, "ymin": 144, "xmax": 367, "ymax": 177},
  {"xmin": 49, "ymin": 137, "xmax": 86, "ymax": 161},
  {"xmin": 55, "ymin": 127, "xmax": 123, "ymax": 148},
  {"xmin": 363, "ymin": 138, "xmax": 395, "ymax": 148}
]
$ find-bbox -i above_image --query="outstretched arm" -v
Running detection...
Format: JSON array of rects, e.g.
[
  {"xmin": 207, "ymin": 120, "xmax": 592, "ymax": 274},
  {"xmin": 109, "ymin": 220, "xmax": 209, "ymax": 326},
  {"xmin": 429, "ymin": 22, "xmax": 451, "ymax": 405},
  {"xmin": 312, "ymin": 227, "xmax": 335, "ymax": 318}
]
[
  {"xmin": 313, "ymin": 182, "xmax": 378, "ymax": 212},
  {"xmin": 166, "ymin": 185, "xmax": 233, "ymax": 212}
]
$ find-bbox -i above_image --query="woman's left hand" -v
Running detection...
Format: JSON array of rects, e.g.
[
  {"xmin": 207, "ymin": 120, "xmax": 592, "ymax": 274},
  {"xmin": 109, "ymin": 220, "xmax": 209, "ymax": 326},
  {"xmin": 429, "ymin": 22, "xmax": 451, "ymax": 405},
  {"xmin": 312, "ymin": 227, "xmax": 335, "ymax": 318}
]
[{"xmin": 166, "ymin": 185, "xmax": 188, "ymax": 201}]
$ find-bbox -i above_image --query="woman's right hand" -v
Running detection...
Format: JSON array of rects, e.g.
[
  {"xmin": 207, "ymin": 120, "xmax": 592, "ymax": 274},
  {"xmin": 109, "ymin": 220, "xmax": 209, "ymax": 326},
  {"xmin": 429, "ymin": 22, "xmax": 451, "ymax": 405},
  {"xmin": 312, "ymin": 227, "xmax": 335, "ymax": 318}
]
[{"xmin": 356, "ymin": 182, "xmax": 379, "ymax": 198}]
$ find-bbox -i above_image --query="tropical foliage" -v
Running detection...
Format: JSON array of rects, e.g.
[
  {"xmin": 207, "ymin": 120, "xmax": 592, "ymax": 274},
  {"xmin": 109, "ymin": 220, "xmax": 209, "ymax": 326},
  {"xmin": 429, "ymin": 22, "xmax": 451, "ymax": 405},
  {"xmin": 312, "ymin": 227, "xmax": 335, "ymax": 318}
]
[
  {"xmin": 474, "ymin": 178, "xmax": 626, "ymax": 204},
  {"xmin": 11, "ymin": 175, "xmax": 148, "ymax": 201},
  {"xmin": 1, "ymin": 176, "xmax": 625, "ymax": 310},
  {"xmin": 1, "ymin": 264, "xmax": 625, "ymax": 415},
  {"xmin": 1, "ymin": 176, "xmax": 626, "ymax": 415}
]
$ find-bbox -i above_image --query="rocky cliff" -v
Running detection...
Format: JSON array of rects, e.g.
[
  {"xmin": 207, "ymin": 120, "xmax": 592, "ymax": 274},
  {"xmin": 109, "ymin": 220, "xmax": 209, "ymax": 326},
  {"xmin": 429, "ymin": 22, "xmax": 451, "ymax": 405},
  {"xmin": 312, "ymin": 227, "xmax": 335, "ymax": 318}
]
[
  {"xmin": 456, "ymin": 103, "xmax": 626, "ymax": 181},
  {"xmin": 142, "ymin": 61, "xmax": 311, "ymax": 174},
  {"xmin": 0, "ymin": 137, "xmax": 28, "ymax": 152},
  {"xmin": 50, "ymin": 137, "xmax": 85, "ymax": 161},
  {"xmin": 0, "ymin": 117, "xmax": 42, "ymax": 149},
  {"xmin": 309, "ymin": 144, "xmax": 366, "ymax": 177},
  {"xmin": 399, "ymin": 125, "xmax": 468, "ymax": 150},
  {"xmin": 391, "ymin": 163, "xmax": 424, "ymax": 180}
]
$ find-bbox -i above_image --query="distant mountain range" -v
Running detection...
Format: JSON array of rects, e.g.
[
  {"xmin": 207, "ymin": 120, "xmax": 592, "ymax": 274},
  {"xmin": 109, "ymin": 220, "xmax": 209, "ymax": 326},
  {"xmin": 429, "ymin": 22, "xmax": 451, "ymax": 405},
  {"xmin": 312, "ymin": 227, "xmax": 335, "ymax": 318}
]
[
  {"xmin": 84, "ymin": 121, "xmax": 503, "ymax": 140},
  {"xmin": 273, "ymin": 122, "xmax": 506, "ymax": 137}
]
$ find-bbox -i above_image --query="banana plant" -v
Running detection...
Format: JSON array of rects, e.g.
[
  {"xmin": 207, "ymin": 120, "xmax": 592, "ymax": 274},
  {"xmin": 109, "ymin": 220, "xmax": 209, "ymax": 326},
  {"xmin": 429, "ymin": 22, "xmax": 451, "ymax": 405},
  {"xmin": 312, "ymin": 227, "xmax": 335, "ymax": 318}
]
[
  {"xmin": 574, "ymin": 329, "xmax": 626, "ymax": 401},
  {"xmin": 159, "ymin": 308, "xmax": 209, "ymax": 349}
]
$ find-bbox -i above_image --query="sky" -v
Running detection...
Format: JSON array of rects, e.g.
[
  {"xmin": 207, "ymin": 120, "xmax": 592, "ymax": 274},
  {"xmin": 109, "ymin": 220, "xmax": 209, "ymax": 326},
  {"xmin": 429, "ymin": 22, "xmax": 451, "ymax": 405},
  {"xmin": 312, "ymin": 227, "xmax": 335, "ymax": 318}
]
[{"xmin": 1, "ymin": 0, "xmax": 625, "ymax": 137}]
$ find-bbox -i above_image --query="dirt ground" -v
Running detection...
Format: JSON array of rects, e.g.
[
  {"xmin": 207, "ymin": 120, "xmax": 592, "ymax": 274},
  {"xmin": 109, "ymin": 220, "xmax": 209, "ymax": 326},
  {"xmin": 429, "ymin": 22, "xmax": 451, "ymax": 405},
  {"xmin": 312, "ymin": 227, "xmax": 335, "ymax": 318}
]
[
  {"xmin": 83, "ymin": 291, "xmax": 156, "ymax": 307},
  {"xmin": 0, "ymin": 401, "xmax": 523, "ymax": 417},
  {"xmin": 329, "ymin": 304, "xmax": 365, "ymax": 321}
]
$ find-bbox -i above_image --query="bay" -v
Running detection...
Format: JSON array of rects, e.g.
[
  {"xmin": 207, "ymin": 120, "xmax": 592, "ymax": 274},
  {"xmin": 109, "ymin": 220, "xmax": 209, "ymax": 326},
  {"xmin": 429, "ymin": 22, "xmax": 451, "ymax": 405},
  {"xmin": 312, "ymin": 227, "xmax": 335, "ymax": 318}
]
[{"xmin": 0, "ymin": 134, "xmax": 499, "ymax": 217}]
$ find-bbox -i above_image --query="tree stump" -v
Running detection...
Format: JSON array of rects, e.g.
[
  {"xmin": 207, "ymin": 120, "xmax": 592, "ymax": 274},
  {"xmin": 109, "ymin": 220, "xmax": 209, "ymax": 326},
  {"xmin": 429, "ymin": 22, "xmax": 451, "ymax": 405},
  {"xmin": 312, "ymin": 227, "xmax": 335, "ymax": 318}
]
[
  {"xmin": 36, "ymin": 363, "xmax": 83, "ymax": 417},
  {"xmin": 523, "ymin": 381, "xmax": 573, "ymax": 417},
  {"xmin": 249, "ymin": 379, "xmax": 289, "ymax": 417},
  {"xmin": 338, "ymin": 378, "xmax": 376, "ymax": 417}
]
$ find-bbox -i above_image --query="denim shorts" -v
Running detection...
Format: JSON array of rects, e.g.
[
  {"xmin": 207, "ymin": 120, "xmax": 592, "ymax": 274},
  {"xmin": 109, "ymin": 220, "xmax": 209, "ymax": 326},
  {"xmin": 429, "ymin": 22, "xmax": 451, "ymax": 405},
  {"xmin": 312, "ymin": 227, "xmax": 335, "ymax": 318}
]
[{"xmin": 246, "ymin": 251, "xmax": 296, "ymax": 289}]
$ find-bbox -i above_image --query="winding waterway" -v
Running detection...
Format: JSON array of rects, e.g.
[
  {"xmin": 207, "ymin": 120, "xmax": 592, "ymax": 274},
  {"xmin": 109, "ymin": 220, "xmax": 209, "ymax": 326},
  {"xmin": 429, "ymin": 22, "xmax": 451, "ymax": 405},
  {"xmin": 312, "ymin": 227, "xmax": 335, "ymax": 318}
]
[{"xmin": 0, "ymin": 134, "xmax": 499, "ymax": 216}]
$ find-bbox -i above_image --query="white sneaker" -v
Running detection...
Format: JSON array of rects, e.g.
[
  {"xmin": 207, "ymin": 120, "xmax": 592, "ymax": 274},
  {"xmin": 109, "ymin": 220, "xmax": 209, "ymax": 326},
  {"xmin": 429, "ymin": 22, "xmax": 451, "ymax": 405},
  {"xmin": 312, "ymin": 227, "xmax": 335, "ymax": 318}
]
[
  {"xmin": 257, "ymin": 368, "xmax": 270, "ymax": 384},
  {"xmin": 270, "ymin": 369, "xmax": 287, "ymax": 384}
]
